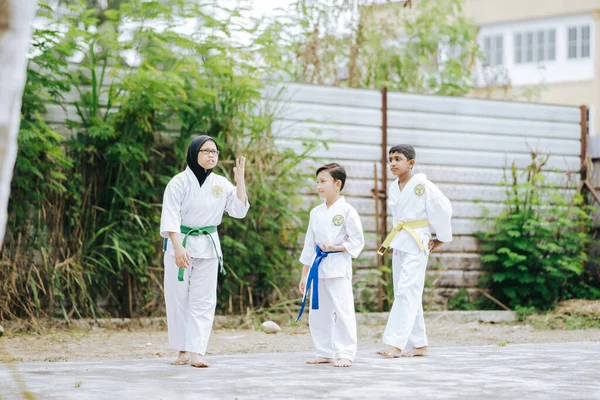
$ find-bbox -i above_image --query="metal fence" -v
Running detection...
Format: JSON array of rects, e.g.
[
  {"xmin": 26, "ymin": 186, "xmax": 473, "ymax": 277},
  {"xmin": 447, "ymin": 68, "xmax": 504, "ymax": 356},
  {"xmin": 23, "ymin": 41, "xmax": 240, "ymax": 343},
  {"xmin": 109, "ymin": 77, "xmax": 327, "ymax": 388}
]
[
  {"xmin": 264, "ymin": 83, "xmax": 584, "ymax": 309},
  {"xmin": 43, "ymin": 81, "xmax": 585, "ymax": 309}
]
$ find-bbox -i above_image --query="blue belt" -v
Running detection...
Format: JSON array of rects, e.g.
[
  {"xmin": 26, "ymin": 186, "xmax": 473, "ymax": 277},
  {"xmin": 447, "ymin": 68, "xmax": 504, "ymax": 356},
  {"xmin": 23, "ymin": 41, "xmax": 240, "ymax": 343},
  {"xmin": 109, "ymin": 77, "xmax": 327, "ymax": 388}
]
[{"xmin": 296, "ymin": 245, "xmax": 341, "ymax": 322}]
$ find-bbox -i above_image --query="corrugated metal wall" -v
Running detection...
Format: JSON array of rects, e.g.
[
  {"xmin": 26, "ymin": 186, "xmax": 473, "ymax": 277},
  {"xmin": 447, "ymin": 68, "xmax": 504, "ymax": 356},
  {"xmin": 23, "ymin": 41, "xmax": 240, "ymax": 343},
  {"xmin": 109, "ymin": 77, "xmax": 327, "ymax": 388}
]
[
  {"xmin": 43, "ymin": 81, "xmax": 583, "ymax": 309},
  {"xmin": 264, "ymin": 83, "xmax": 583, "ymax": 309}
]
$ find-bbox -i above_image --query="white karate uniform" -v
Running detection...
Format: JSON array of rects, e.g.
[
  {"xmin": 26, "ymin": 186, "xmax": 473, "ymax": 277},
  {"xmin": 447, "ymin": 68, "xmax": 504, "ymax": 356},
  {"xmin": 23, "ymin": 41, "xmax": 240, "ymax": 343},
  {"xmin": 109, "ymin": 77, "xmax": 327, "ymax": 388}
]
[
  {"xmin": 160, "ymin": 167, "xmax": 249, "ymax": 355},
  {"xmin": 382, "ymin": 173, "xmax": 452, "ymax": 351},
  {"xmin": 299, "ymin": 196, "xmax": 365, "ymax": 361}
]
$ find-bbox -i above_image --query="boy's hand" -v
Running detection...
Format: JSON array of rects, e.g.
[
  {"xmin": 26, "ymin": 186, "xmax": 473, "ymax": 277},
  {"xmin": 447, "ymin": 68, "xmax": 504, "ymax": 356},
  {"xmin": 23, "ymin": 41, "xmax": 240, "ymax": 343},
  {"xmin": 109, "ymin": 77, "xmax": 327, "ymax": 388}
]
[
  {"xmin": 317, "ymin": 242, "xmax": 329, "ymax": 252},
  {"xmin": 317, "ymin": 242, "xmax": 339, "ymax": 252},
  {"xmin": 428, "ymin": 239, "xmax": 443, "ymax": 253},
  {"xmin": 298, "ymin": 277, "xmax": 307, "ymax": 295}
]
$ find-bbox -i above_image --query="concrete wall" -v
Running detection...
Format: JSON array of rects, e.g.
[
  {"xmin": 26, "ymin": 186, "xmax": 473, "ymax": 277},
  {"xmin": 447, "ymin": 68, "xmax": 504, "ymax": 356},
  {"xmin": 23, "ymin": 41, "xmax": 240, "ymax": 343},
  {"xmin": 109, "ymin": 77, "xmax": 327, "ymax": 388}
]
[
  {"xmin": 462, "ymin": 0, "xmax": 600, "ymax": 25},
  {"xmin": 473, "ymin": 11, "xmax": 600, "ymax": 137},
  {"xmin": 462, "ymin": 0, "xmax": 600, "ymax": 137},
  {"xmin": 376, "ymin": 0, "xmax": 600, "ymax": 24}
]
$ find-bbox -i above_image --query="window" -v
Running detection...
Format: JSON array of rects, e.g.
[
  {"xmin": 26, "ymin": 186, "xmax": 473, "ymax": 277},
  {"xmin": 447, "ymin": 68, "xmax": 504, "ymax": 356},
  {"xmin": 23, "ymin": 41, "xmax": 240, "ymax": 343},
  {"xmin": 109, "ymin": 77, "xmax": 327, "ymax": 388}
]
[
  {"xmin": 514, "ymin": 33, "xmax": 522, "ymax": 63},
  {"xmin": 568, "ymin": 27, "xmax": 577, "ymax": 58},
  {"xmin": 537, "ymin": 31, "xmax": 544, "ymax": 61},
  {"xmin": 568, "ymin": 25, "xmax": 591, "ymax": 59},
  {"xmin": 483, "ymin": 34, "xmax": 503, "ymax": 66},
  {"xmin": 582, "ymin": 25, "xmax": 590, "ymax": 57},
  {"xmin": 514, "ymin": 29, "xmax": 556, "ymax": 63},
  {"xmin": 526, "ymin": 32, "xmax": 533, "ymax": 62},
  {"xmin": 547, "ymin": 30, "xmax": 556, "ymax": 60},
  {"xmin": 495, "ymin": 35, "xmax": 503, "ymax": 65}
]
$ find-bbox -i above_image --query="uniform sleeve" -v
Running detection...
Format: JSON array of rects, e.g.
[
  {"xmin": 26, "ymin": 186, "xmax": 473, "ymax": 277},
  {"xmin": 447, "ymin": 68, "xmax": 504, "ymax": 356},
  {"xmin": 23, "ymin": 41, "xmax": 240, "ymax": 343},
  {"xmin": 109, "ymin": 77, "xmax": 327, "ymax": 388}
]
[
  {"xmin": 160, "ymin": 178, "xmax": 184, "ymax": 238},
  {"xmin": 425, "ymin": 181, "xmax": 453, "ymax": 242},
  {"xmin": 341, "ymin": 208, "xmax": 365, "ymax": 258},
  {"xmin": 299, "ymin": 210, "xmax": 316, "ymax": 266},
  {"xmin": 224, "ymin": 178, "xmax": 250, "ymax": 219}
]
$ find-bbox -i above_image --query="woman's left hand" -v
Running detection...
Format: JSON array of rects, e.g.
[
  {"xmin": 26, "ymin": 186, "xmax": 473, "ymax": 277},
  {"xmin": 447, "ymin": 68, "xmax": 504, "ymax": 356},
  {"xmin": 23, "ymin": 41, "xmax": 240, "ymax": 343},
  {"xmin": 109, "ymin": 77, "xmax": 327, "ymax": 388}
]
[{"xmin": 234, "ymin": 156, "xmax": 246, "ymax": 185}]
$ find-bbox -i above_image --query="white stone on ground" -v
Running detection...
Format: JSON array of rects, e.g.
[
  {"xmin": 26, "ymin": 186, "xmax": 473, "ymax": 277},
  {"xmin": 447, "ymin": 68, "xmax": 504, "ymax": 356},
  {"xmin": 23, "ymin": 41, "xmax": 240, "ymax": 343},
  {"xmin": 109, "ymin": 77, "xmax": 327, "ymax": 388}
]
[{"xmin": 262, "ymin": 321, "xmax": 281, "ymax": 334}]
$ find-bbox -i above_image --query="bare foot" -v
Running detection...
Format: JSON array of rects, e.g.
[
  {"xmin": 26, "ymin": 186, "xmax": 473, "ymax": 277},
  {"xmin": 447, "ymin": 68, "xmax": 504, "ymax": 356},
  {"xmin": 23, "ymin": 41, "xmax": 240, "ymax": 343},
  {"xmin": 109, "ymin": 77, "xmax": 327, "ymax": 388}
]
[
  {"xmin": 306, "ymin": 357, "xmax": 334, "ymax": 365},
  {"xmin": 170, "ymin": 351, "xmax": 190, "ymax": 366},
  {"xmin": 190, "ymin": 352, "xmax": 210, "ymax": 368},
  {"xmin": 376, "ymin": 346, "xmax": 402, "ymax": 358},
  {"xmin": 401, "ymin": 347, "xmax": 429, "ymax": 357},
  {"xmin": 333, "ymin": 358, "xmax": 352, "ymax": 368}
]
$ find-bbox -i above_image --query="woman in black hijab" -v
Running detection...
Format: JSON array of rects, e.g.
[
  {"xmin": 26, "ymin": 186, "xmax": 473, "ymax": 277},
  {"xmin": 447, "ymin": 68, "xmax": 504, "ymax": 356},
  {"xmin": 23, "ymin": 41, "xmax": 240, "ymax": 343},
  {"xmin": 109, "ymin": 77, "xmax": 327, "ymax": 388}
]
[
  {"xmin": 160, "ymin": 135, "xmax": 249, "ymax": 368},
  {"xmin": 186, "ymin": 135, "xmax": 216, "ymax": 187}
]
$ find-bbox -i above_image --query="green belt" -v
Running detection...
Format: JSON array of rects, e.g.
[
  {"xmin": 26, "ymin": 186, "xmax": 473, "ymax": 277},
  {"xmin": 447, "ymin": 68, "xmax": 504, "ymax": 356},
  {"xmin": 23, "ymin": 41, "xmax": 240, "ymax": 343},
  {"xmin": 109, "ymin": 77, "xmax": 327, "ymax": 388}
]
[{"xmin": 177, "ymin": 225, "xmax": 224, "ymax": 281}]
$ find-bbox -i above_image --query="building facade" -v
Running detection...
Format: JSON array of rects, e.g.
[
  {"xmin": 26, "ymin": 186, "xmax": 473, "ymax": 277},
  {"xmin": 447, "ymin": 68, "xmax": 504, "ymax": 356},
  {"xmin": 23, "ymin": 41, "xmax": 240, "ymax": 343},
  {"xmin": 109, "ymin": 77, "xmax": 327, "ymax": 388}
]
[{"xmin": 374, "ymin": 0, "xmax": 600, "ymax": 137}]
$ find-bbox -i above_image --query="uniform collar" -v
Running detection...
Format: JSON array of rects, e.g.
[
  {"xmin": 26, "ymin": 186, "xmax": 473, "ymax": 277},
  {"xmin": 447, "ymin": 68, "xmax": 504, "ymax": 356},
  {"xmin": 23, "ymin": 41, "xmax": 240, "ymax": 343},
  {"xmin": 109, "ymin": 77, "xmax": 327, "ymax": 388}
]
[
  {"xmin": 396, "ymin": 173, "xmax": 427, "ymax": 192},
  {"xmin": 185, "ymin": 166, "xmax": 213, "ymax": 188},
  {"xmin": 324, "ymin": 195, "xmax": 345, "ymax": 209}
]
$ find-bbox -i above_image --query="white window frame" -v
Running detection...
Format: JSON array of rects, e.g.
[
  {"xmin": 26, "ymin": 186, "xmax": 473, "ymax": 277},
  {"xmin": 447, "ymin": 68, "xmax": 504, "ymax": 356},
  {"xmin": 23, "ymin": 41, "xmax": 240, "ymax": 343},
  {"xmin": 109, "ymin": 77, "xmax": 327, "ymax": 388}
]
[
  {"xmin": 483, "ymin": 34, "xmax": 503, "ymax": 66},
  {"xmin": 547, "ymin": 29, "xmax": 556, "ymax": 61},
  {"xmin": 514, "ymin": 29, "xmax": 556, "ymax": 64},
  {"xmin": 568, "ymin": 25, "xmax": 591, "ymax": 59}
]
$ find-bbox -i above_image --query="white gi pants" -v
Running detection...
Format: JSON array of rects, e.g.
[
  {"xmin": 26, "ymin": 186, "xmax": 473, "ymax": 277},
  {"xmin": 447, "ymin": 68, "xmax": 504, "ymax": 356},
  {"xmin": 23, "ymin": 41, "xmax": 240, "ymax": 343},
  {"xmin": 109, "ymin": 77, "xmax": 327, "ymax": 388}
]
[
  {"xmin": 164, "ymin": 255, "xmax": 219, "ymax": 355},
  {"xmin": 382, "ymin": 249, "xmax": 428, "ymax": 351},
  {"xmin": 308, "ymin": 277, "xmax": 358, "ymax": 361}
]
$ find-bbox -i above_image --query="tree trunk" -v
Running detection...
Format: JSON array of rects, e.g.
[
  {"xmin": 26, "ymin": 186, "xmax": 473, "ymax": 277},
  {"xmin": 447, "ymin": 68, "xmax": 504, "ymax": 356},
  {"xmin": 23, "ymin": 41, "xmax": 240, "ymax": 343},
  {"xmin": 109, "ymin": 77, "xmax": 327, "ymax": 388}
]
[{"xmin": 0, "ymin": 0, "xmax": 37, "ymax": 245}]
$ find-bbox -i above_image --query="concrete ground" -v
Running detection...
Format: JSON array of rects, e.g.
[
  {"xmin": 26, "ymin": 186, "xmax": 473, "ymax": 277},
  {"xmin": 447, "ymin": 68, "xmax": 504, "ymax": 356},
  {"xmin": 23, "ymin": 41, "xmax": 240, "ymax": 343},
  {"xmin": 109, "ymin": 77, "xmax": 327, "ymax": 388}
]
[{"xmin": 1, "ymin": 341, "xmax": 599, "ymax": 400}]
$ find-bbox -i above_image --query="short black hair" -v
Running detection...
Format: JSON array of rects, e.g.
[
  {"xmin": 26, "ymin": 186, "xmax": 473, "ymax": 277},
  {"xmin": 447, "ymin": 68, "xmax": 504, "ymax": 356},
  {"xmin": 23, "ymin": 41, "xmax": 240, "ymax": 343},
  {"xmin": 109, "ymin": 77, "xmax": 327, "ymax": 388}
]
[
  {"xmin": 389, "ymin": 144, "xmax": 416, "ymax": 161},
  {"xmin": 316, "ymin": 163, "xmax": 347, "ymax": 191}
]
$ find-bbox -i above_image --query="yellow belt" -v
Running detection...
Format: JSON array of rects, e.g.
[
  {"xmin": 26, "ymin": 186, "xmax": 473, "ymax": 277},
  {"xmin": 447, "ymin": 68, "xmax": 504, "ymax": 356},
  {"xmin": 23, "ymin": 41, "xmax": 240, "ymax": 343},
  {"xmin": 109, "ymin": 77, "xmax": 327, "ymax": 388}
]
[{"xmin": 377, "ymin": 219, "xmax": 429, "ymax": 256}]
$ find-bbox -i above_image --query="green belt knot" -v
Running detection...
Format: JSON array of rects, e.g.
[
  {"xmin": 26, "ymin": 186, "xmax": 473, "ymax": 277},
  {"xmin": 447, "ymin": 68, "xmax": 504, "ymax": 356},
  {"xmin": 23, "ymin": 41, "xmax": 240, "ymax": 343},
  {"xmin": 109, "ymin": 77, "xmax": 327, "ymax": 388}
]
[{"xmin": 176, "ymin": 224, "xmax": 224, "ymax": 281}]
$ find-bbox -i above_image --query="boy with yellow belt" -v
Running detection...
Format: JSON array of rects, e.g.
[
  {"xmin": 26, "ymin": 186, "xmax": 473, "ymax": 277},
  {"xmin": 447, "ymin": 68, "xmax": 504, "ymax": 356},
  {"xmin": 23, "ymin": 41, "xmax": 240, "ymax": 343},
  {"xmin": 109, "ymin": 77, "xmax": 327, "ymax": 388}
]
[{"xmin": 377, "ymin": 145, "xmax": 452, "ymax": 358}]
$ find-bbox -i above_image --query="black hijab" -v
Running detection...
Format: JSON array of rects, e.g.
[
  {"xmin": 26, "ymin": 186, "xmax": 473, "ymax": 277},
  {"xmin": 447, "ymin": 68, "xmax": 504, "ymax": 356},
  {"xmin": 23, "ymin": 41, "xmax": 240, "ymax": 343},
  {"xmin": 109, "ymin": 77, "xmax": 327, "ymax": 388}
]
[{"xmin": 186, "ymin": 135, "xmax": 218, "ymax": 188}]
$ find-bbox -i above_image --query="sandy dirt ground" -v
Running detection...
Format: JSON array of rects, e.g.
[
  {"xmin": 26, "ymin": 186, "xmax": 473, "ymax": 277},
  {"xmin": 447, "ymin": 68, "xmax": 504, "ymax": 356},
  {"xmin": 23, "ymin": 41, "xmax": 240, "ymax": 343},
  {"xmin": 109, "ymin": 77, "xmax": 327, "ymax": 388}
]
[{"xmin": 1, "ymin": 315, "xmax": 599, "ymax": 363}]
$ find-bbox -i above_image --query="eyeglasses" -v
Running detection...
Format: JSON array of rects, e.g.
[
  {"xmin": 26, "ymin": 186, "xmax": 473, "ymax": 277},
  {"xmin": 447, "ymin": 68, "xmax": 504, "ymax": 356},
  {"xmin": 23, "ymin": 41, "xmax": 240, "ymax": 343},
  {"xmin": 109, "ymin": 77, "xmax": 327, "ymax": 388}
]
[{"xmin": 199, "ymin": 149, "xmax": 219, "ymax": 156}]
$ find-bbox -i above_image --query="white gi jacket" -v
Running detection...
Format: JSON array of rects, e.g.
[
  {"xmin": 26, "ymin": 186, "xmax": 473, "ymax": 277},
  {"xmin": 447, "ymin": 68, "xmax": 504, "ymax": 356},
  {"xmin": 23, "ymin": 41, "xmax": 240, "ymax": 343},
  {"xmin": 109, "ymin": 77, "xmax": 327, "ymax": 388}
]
[
  {"xmin": 160, "ymin": 167, "xmax": 249, "ymax": 258},
  {"xmin": 388, "ymin": 173, "xmax": 453, "ymax": 255},
  {"xmin": 299, "ymin": 197, "xmax": 365, "ymax": 279}
]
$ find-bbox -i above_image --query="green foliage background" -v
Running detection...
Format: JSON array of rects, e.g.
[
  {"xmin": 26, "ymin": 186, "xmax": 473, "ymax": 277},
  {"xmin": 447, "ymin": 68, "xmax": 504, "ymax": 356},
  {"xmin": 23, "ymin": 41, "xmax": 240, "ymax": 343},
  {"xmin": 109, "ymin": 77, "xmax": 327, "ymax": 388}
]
[
  {"xmin": 1, "ymin": 0, "xmax": 314, "ymax": 320},
  {"xmin": 478, "ymin": 154, "xmax": 600, "ymax": 311},
  {"xmin": 4, "ymin": 0, "xmax": 596, "ymax": 321}
]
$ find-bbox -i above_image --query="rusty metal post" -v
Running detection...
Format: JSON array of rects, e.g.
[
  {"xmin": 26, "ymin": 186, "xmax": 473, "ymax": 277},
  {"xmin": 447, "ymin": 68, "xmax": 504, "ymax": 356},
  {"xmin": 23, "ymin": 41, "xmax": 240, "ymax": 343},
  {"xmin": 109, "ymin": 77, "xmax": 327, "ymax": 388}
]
[
  {"xmin": 378, "ymin": 86, "xmax": 388, "ymax": 311},
  {"xmin": 373, "ymin": 163, "xmax": 383, "ymax": 312},
  {"xmin": 578, "ymin": 104, "xmax": 600, "ymax": 204},
  {"xmin": 381, "ymin": 87, "xmax": 388, "ymax": 238},
  {"xmin": 581, "ymin": 105, "xmax": 589, "ymax": 182}
]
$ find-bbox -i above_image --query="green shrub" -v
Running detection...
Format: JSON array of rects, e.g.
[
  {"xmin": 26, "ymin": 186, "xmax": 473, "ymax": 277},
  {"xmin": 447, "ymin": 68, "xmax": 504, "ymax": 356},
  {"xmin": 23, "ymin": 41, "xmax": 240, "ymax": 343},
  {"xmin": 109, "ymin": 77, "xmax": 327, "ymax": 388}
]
[
  {"xmin": 1, "ymin": 0, "xmax": 312, "ymax": 320},
  {"xmin": 478, "ymin": 153, "xmax": 600, "ymax": 311}
]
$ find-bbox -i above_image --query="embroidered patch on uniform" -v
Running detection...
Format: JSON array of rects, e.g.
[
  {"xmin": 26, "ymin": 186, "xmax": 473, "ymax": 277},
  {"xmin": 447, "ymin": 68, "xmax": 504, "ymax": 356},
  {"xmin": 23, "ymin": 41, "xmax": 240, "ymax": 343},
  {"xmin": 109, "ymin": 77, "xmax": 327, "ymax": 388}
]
[
  {"xmin": 211, "ymin": 185, "xmax": 223, "ymax": 198},
  {"xmin": 332, "ymin": 214, "xmax": 344, "ymax": 226},
  {"xmin": 414, "ymin": 184, "xmax": 425, "ymax": 196}
]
